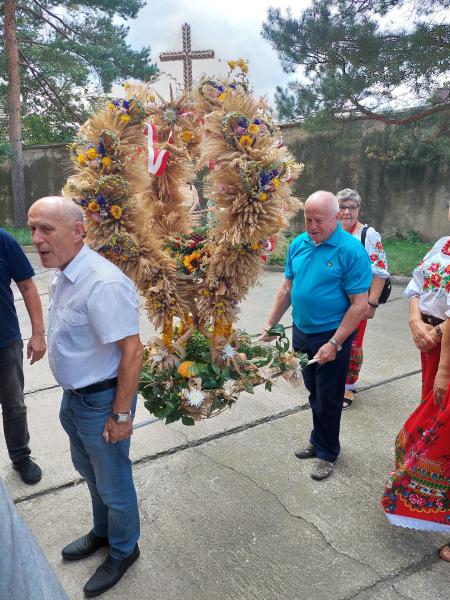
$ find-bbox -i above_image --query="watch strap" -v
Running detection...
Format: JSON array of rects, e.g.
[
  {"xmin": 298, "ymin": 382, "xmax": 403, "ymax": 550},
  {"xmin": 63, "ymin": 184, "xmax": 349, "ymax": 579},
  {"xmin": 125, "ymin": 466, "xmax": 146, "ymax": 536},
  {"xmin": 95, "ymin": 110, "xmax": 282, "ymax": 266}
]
[{"xmin": 329, "ymin": 337, "xmax": 342, "ymax": 352}]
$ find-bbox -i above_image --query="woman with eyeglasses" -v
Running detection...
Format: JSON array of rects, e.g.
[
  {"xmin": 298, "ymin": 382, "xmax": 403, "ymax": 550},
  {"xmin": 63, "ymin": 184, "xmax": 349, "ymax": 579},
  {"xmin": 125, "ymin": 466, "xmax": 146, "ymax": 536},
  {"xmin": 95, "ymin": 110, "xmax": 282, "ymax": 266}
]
[
  {"xmin": 381, "ymin": 201, "xmax": 450, "ymax": 553},
  {"xmin": 336, "ymin": 188, "xmax": 390, "ymax": 408}
]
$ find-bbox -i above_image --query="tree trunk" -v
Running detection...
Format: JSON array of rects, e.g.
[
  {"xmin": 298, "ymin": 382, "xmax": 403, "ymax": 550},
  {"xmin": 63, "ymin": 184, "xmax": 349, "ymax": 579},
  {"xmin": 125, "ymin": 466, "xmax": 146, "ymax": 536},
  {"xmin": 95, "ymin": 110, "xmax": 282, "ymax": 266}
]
[{"xmin": 4, "ymin": 0, "xmax": 27, "ymax": 227}]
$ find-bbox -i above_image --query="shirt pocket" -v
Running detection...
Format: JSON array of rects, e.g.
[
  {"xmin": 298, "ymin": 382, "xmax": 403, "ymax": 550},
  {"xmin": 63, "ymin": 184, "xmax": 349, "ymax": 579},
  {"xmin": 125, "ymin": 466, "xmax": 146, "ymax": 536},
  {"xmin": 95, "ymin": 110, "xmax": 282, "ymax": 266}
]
[{"xmin": 59, "ymin": 308, "xmax": 91, "ymax": 350}]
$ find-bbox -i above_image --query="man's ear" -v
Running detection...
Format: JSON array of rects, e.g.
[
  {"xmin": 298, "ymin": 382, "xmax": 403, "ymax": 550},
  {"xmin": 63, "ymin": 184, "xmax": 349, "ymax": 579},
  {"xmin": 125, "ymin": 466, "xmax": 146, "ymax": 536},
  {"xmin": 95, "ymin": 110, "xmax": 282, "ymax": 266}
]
[{"xmin": 74, "ymin": 220, "xmax": 86, "ymax": 242}]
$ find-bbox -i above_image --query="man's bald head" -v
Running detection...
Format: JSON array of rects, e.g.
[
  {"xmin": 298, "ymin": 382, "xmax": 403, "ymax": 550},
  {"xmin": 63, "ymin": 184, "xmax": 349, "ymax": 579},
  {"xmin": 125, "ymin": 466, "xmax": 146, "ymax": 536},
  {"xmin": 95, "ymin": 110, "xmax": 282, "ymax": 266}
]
[
  {"xmin": 28, "ymin": 196, "xmax": 85, "ymax": 270},
  {"xmin": 304, "ymin": 191, "xmax": 339, "ymax": 217},
  {"xmin": 29, "ymin": 196, "xmax": 84, "ymax": 224},
  {"xmin": 304, "ymin": 190, "xmax": 339, "ymax": 243}
]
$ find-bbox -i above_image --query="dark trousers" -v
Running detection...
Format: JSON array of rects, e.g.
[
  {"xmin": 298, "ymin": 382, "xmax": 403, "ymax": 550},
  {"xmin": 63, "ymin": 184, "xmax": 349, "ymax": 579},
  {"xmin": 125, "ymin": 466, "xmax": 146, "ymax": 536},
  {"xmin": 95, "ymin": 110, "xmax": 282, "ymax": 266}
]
[
  {"xmin": 0, "ymin": 340, "xmax": 31, "ymax": 462},
  {"xmin": 293, "ymin": 325, "xmax": 354, "ymax": 462}
]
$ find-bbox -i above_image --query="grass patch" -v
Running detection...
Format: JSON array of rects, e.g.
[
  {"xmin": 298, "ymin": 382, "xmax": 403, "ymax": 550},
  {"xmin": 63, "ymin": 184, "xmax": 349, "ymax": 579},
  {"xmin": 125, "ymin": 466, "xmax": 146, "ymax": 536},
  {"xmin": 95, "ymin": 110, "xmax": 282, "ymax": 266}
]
[
  {"xmin": 267, "ymin": 230, "xmax": 433, "ymax": 277},
  {"xmin": 382, "ymin": 238, "xmax": 431, "ymax": 276},
  {"xmin": 2, "ymin": 226, "xmax": 32, "ymax": 246}
]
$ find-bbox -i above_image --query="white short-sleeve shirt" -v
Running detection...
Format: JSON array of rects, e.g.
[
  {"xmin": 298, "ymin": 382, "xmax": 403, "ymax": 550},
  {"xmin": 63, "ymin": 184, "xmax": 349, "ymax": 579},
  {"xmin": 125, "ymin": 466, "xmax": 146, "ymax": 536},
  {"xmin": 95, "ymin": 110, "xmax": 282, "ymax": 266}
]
[{"xmin": 47, "ymin": 244, "xmax": 140, "ymax": 390}]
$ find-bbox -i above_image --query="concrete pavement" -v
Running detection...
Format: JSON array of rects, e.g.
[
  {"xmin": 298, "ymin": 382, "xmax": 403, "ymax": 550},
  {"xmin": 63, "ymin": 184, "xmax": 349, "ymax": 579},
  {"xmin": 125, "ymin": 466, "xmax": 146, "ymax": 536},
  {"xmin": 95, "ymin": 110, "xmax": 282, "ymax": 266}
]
[{"xmin": 4, "ymin": 256, "xmax": 448, "ymax": 600}]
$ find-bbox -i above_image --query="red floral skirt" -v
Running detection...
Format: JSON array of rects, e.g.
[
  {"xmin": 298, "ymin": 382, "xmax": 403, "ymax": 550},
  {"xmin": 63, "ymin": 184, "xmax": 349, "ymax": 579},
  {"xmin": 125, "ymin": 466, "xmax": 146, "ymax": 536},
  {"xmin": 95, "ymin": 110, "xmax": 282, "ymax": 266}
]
[
  {"xmin": 346, "ymin": 320, "xmax": 368, "ymax": 387},
  {"xmin": 421, "ymin": 345, "xmax": 441, "ymax": 400},
  {"xmin": 381, "ymin": 383, "xmax": 450, "ymax": 533}
]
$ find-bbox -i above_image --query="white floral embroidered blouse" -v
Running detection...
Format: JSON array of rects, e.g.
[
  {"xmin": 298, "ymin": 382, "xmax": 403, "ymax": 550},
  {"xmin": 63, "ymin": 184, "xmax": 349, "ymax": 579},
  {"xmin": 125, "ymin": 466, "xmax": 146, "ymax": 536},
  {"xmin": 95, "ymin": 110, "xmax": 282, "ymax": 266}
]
[
  {"xmin": 352, "ymin": 226, "xmax": 390, "ymax": 279},
  {"xmin": 404, "ymin": 236, "xmax": 450, "ymax": 321}
]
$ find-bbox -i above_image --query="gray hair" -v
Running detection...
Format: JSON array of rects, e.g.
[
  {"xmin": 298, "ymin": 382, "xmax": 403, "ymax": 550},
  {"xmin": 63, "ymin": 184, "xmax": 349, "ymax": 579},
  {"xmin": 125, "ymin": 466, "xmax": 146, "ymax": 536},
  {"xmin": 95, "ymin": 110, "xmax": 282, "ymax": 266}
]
[{"xmin": 336, "ymin": 188, "xmax": 362, "ymax": 206}]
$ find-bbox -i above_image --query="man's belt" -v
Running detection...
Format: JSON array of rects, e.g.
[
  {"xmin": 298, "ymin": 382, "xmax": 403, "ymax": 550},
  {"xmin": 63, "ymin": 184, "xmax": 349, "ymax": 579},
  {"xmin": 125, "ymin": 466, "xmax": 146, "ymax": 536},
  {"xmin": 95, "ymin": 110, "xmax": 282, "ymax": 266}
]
[
  {"xmin": 421, "ymin": 313, "xmax": 444, "ymax": 327},
  {"xmin": 72, "ymin": 377, "xmax": 118, "ymax": 395}
]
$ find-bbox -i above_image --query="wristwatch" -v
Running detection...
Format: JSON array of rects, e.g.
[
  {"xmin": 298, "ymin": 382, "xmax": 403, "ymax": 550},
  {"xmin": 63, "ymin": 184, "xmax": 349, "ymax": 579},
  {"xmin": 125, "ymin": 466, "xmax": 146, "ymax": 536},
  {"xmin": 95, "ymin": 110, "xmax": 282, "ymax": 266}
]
[
  {"xmin": 328, "ymin": 337, "xmax": 342, "ymax": 352},
  {"xmin": 111, "ymin": 412, "xmax": 132, "ymax": 423}
]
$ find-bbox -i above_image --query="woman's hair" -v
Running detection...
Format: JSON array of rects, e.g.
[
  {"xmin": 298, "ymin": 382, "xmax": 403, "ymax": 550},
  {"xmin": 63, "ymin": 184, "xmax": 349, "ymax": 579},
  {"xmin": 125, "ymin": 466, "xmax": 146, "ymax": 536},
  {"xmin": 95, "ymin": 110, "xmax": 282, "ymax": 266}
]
[{"xmin": 336, "ymin": 188, "xmax": 362, "ymax": 206}]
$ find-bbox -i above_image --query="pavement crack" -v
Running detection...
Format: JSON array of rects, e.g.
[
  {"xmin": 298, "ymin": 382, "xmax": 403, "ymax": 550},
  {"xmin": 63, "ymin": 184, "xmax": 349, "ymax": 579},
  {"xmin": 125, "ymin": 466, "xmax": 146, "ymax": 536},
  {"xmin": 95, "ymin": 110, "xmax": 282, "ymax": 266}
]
[
  {"xmin": 192, "ymin": 447, "xmax": 383, "ymax": 581},
  {"xmin": 341, "ymin": 550, "xmax": 440, "ymax": 600}
]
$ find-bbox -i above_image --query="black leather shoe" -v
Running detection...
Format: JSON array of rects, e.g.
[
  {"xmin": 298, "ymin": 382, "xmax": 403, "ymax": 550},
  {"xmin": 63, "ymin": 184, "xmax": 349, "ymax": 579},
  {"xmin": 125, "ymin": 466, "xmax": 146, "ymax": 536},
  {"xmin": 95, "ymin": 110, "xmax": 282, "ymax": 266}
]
[
  {"xmin": 62, "ymin": 531, "xmax": 109, "ymax": 561},
  {"xmin": 83, "ymin": 544, "xmax": 140, "ymax": 598},
  {"xmin": 12, "ymin": 457, "xmax": 42, "ymax": 484}
]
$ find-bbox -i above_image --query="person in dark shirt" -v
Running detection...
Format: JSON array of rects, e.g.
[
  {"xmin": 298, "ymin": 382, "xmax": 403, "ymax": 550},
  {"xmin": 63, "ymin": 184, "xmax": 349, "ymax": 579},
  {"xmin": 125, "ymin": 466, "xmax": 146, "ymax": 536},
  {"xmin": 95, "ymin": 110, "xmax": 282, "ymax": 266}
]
[{"xmin": 0, "ymin": 228, "xmax": 46, "ymax": 484}]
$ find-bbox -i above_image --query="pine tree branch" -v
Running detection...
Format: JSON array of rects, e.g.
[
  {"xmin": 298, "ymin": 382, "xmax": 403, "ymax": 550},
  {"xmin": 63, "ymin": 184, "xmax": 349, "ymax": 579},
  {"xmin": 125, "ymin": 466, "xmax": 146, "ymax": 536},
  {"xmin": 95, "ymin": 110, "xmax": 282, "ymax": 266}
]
[
  {"xmin": 17, "ymin": 4, "xmax": 75, "ymax": 42},
  {"xmin": 349, "ymin": 95, "xmax": 450, "ymax": 125},
  {"xmin": 19, "ymin": 49, "xmax": 83, "ymax": 123}
]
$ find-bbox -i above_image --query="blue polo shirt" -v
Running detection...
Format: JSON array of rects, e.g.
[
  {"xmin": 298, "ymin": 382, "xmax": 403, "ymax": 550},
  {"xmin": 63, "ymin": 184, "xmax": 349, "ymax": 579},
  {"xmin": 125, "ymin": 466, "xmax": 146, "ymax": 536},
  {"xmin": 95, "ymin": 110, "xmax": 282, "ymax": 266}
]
[
  {"xmin": 0, "ymin": 229, "xmax": 35, "ymax": 348},
  {"xmin": 285, "ymin": 223, "xmax": 372, "ymax": 333}
]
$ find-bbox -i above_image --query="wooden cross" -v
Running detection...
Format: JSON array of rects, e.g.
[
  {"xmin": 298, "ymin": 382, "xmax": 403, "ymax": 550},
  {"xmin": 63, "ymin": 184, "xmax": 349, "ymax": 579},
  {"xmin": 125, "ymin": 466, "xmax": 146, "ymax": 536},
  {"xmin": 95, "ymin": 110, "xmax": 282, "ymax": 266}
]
[{"xmin": 159, "ymin": 23, "xmax": 214, "ymax": 93}]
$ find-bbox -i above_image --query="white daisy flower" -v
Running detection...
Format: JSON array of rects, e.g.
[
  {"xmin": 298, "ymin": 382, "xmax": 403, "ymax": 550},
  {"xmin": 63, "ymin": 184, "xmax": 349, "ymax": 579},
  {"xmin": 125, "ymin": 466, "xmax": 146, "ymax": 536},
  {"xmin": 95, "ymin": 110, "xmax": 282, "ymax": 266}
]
[
  {"xmin": 221, "ymin": 343, "xmax": 237, "ymax": 359},
  {"xmin": 151, "ymin": 348, "xmax": 169, "ymax": 363},
  {"xmin": 182, "ymin": 387, "xmax": 205, "ymax": 407}
]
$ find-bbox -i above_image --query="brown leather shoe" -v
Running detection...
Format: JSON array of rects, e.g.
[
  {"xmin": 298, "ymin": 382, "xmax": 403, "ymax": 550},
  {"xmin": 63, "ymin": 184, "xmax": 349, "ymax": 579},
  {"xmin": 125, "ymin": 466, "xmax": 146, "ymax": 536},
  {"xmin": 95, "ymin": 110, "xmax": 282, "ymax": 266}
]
[
  {"xmin": 311, "ymin": 459, "xmax": 335, "ymax": 481},
  {"xmin": 294, "ymin": 444, "xmax": 316, "ymax": 459}
]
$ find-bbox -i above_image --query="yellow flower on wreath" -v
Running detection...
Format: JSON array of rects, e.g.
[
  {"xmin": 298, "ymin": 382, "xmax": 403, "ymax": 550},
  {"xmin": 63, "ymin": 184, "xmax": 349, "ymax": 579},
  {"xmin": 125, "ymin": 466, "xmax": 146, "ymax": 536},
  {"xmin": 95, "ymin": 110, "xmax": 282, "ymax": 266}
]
[
  {"xmin": 183, "ymin": 250, "xmax": 202, "ymax": 272},
  {"xmin": 250, "ymin": 241, "xmax": 261, "ymax": 251},
  {"xmin": 238, "ymin": 58, "xmax": 248, "ymax": 73},
  {"xmin": 218, "ymin": 92, "xmax": 226, "ymax": 101},
  {"xmin": 102, "ymin": 156, "xmax": 111, "ymax": 168},
  {"xmin": 110, "ymin": 205, "xmax": 122, "ymax": 220},
  {"xmin": 273, "ymin": 177, "xmax": 280, "ymax": 190},
  {"xmin": 181, "ymin": 130, "xmax": 194, "ymax": 143},
  {"xmin": 77, "ymin": 153, "xmax": 87, "ymax": 165},
  {"xmin": 88, "ymin": 201, "xmax": 100, "ymax": 212},
  {"xmin": 107, "ymin": 102, "xmax": 115, "ymax": 111},
  {"xmin": 239, "ymin": 134, "xmax": 253, "ymax": 148},
  {"xmin": 86, "ymin": 147, "xmax": 99, "ymax": 160},
  {"xmin": 227, "ymin": 59, "xmax": 237, "ymax": 70},
  {"xmin": 120, "ymin": 114, "xmax": 131, "ymax": 123},
  {"xmin": 248, "ymin": 123, "xmax": 259, "ymax": 134},
  {"xmin": 258, "ymin": 192, "xmax": 268, "ymax": 202}
]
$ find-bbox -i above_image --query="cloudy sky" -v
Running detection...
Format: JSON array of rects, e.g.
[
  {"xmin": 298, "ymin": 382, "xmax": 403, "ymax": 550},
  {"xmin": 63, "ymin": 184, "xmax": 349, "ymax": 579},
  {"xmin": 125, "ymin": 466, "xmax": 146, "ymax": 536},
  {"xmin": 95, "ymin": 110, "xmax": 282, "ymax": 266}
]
[{"xmin": 125, "ymin": 0, "xmax": 310, "ymax": 107}]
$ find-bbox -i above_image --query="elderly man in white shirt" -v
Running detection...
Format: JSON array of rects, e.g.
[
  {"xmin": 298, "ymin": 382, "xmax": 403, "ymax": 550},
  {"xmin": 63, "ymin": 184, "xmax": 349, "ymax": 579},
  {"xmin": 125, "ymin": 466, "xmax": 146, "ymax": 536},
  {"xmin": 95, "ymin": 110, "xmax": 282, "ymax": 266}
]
[{"xmin": 28, "ymin": 196, "xmax": 143, "ymax": 599}]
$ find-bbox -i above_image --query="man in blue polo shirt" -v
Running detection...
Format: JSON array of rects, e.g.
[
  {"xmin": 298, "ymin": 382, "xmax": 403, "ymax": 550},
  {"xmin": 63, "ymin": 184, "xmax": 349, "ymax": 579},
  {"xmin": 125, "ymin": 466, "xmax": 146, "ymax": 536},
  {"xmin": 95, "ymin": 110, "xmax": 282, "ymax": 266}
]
[
  {"xmin": 0, "ymin": 228, "xmax": 46, "ymax": 484},
  {"xmin": 262, "ymin": 191, "xmax": 372, "ymax": 480}
]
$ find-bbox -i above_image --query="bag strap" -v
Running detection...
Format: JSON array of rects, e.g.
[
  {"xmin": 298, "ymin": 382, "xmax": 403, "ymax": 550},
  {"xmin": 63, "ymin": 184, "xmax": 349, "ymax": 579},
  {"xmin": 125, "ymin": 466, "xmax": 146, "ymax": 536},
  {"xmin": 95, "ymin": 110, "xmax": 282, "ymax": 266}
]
[{"xmin": 360, "ymin": 225, "xmax": 369, "ymax": 249}]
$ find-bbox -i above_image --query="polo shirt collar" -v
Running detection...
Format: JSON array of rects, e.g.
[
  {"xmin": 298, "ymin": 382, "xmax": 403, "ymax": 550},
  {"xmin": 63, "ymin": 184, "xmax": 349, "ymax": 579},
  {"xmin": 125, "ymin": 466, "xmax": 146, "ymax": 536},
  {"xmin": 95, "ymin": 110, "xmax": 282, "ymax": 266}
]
[
  {"xmin": 306, "ymin": 222, "xmax": 343, "ymax": 247},
  {"xmin": 62, "ymin": 243, "xmax": 89, "ymax": 283}
]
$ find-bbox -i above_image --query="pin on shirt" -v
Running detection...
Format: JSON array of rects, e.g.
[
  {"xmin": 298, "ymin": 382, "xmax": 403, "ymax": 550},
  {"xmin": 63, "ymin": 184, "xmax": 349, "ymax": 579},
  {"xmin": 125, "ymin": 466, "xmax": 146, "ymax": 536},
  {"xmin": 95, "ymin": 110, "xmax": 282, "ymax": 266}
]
[{"xmin": 327, "ymin": 261, "xmax": 333, "ymax": 267}]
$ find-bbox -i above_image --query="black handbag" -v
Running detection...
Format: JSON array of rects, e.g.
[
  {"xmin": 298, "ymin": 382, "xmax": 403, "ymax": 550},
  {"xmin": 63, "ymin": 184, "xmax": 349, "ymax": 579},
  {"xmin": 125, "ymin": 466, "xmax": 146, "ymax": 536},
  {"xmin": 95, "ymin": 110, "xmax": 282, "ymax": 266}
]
[{"xmin": 360, "ymin": 226, "xmax": 391, "ymax": 304}]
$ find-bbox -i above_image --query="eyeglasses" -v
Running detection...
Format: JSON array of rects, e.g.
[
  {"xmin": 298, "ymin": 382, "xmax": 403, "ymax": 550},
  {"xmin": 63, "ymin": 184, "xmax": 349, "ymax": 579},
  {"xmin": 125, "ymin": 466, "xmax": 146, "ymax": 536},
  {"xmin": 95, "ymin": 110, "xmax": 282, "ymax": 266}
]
[{"xmin": 339, "ymin": 205, "xmax": 359, "ymax": 212}]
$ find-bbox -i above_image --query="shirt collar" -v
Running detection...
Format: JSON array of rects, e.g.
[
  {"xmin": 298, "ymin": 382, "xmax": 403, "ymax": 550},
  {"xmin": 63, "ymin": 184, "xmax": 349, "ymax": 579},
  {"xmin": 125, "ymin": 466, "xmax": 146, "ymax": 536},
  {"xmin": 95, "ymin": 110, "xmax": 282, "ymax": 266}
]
[
  {"xmin": 306, "ymin": 222, "xmax": 343, "ymax": 247},
  {"xmin": 62, "ymin": 243, "xmax": 89, "ymax": 283}
]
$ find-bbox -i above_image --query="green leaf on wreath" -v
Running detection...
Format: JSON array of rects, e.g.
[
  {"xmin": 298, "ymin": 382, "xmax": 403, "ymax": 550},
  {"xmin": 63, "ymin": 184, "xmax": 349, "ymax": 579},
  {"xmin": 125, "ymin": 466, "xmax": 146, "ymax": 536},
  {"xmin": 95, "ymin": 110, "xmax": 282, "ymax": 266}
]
[
  {"xmin": 181, "ymin": 415, "xmax": 195, "ymax": 426},
  {"xmin": 243, "ymin": 379, "xmax": 254, "ymax": 394},
  {"xmin": 211, "ymin": 362, "xmax": 221, "ymax": 376},
  {"xmin": 266, "ymin": 324, "xmax": 285, "ymax": 336}
]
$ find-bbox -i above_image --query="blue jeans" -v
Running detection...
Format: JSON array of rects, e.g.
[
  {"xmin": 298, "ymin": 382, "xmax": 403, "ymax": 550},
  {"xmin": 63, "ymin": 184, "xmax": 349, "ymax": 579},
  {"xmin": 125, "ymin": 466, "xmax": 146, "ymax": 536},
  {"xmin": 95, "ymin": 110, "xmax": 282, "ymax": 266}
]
[
  {"xmin": 293, "ymin": 326, "xmax": 355, "ymax": 462},
  {"xmin": 59, "ymin": 387, "xmax": 140, "ymax": 559}
]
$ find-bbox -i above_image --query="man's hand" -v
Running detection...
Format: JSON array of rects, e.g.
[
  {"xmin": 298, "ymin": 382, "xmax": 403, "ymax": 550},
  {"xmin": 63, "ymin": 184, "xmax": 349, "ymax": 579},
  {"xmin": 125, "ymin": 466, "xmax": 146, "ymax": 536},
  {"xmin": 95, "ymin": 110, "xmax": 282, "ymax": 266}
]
[
  {"xmin": 409, "ymin": 319, "xmax": 439, "ymax": 352},
  {"xmin": 315, "ymin": 342, "xmax": 337, "ymax": 365},
  {"xmin": 103, "ymin": 416, "xmax": 133, "ymax": 444},
  {"xmin": 27, "ymin": 333, "xmax": 46, "ymax": 364},
  {"xmin": 259, "ymin": 325, "xmax": 277, "ymax": 342}
]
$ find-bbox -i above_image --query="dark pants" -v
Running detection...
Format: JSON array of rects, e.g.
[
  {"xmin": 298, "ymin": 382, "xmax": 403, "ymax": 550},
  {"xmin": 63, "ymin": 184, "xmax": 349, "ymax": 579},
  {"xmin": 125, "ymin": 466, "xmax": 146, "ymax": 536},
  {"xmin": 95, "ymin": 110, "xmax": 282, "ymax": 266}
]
[
  {"xmin": 293, "ymin": 325, "xmax": 354, "ymax": 462},
  {"xmin": 0, "ymin": 340, "xmax": 31, "ymax": 462}
]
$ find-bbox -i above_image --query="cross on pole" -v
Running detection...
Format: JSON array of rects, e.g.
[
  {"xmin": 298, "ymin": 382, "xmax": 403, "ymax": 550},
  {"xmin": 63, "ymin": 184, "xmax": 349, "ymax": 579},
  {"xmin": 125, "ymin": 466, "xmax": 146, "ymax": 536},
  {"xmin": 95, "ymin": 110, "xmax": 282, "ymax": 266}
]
[{"xmin": 159, "ymin": 23, "xmax": 214, "ymax": 93}]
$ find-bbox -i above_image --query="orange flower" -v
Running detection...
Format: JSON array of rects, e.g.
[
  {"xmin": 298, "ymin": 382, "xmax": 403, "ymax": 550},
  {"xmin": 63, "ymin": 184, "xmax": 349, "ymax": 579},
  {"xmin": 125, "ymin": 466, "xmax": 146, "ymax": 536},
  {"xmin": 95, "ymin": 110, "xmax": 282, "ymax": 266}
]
[
  {"xmin": 181, "ymin": 130, "xmax": 194, "ymax": 143},
  {"xmin": 86, "ymin": 147, "xmax": 99, "ymax": 160},
  {"xmin": 77, "ymin": 154, "xmax": 87, "ymax": 164},
  {"xmin": 239, "ymin": 134, "xmax": 253, "ymax": 148},
  {"xmin": 258, "ymin": 192, "xmax": 268, "ymax": 202},
  {"xmin": 102, "ymin": 156, "xmax": 111, "ymax": 168},
  {"xmin": 177, "ymin": 361, "xmax": 195, "ymax": 378}
]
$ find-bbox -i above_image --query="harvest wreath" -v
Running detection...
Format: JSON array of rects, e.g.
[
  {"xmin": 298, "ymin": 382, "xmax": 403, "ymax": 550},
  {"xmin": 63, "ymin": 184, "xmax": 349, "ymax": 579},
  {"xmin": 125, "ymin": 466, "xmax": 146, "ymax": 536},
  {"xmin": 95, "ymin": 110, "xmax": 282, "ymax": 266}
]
[{"xmin": 63, "ymin": 63, "xmax": 305, "ymax": 424}]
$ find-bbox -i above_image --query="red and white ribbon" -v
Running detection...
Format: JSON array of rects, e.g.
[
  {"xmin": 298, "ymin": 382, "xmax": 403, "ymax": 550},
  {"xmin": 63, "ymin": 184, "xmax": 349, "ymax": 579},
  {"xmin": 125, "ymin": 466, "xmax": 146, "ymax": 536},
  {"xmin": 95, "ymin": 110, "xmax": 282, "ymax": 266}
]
[
  {"xmin": 146, "ymin": 122, "xmax": 173, "ymax": 176},
  {"xmin": 261, "ymin": 237, "xmax": 276, "ymax": 262}
]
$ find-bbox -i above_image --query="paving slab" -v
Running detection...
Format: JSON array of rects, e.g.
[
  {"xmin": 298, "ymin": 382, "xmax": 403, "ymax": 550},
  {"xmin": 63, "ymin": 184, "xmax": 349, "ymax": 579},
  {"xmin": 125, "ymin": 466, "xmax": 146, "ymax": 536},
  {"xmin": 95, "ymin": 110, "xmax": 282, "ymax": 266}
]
[{"xmin": 15, "ymin": 375, "xmax": 449, "ymax": 600}]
